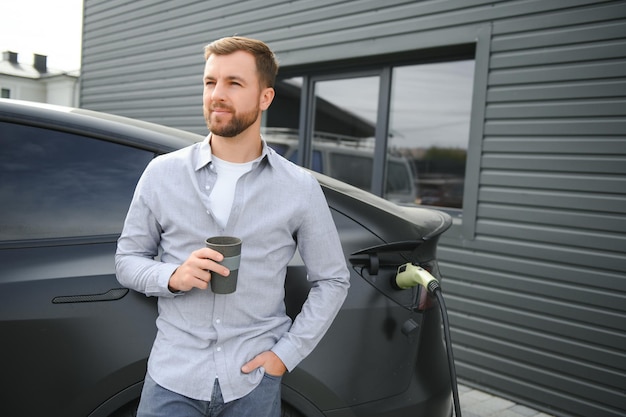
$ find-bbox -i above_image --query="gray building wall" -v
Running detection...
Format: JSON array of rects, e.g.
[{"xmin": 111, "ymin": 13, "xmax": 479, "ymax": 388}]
[{"xmin": 81, "ymin": 1, "xmax": 626, "ymax": 417}]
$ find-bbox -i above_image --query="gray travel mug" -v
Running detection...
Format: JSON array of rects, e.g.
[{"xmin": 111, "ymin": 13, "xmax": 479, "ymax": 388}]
[{"xmin": 205, "ymin": 236, "xmax": 242, "ymax": 294}]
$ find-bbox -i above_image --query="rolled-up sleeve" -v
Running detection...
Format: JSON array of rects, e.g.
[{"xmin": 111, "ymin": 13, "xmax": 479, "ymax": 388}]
[
  {"xmin": 115, "ymin": 162, "xmax": 180, "ymax": 298},
  {"xmin": 271, "ymin": 175, "xmax": 350, "ymax": 371}
]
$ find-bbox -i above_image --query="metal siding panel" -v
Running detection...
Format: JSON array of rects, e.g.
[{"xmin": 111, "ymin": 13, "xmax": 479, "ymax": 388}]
[
  {"xmin": 446, "ymin": 4, "xmax": 626, "ymax": 403},
  {"xmin": 478, "ymin": 187, "xmax": 626, "ymax": 214},
  {"xmin": 447, "ymin": 278, "xmax": 625, "ymax": 333},
  {"xmin": 439, "ymin": 258, "xmax": 626, "ymax": 314},
  {"xmin": 459, "ymin": 235, "xmax": 626, "ymax": 273},
  {"xmin": 449, "ymin": 325, "xmax": 626, "ymax": 392},
  {"xmin": 475, "ymin": 219, "xmax": 626, "ymax": 253},
  {"xmin": 446, "ymin": 294, "xmax": 626, "ymax": 362},
  {"xmin": 483, "ymin": 137, "xmax": 626, "ymax": 154},
  {"xmin": 491, "ymin": 20, "xmax": 626, "ymax": 52},
  {"xmin": 491, "ymin": 0, "xmax": 625, "ymax": 34},
  {"xmin": 489, "ymin": 60, "xmax": 626, "ymax": 85},
  {"xmin": 487, "ymin": 100, "xmax": 626, "ymax": 118},
  {"xmin": 488, "ymin": 79, "xmax": 626, "ymax": 102},
  {"xmin": 478, "ymin": 203, "xmax": 626, "ymax": 233},
  {"xmin": 480, "ymin": 170, "xmax": 626, "ymax": 194},
  {"xmin": 452, "ymin": 346, "xmax": 625, "ymax": 416},
  {"xmin": 491, "ymin": 40, "xmax": 626, "ymax": 69},
  {"xmin": 484, "ymin": 119, "xmax": 626, "ymax": 135},
  {"xmin": 481, "ymin": 154, "xmax": 626, "ymax": 174}
]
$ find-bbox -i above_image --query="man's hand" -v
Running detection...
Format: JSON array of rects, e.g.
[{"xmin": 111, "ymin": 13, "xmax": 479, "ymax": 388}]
[
  {"xmin": 168, "ymin": 248, "xmax": 230, "ymax": 292},
  {"xmin": 241, "ymin": 351, "xmax": 287, "ymax": 377}
]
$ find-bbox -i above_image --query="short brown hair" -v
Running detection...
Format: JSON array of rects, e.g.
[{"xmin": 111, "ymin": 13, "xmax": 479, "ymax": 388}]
[{"xmin": 204, "ymin": 36, "xmax": 279, "ymax": 88}]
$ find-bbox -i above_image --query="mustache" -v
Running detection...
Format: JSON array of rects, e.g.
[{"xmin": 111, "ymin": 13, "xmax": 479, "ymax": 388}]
[{"xmin": 209, "ymin": 103, "xmax": 234, "ymax": 112}]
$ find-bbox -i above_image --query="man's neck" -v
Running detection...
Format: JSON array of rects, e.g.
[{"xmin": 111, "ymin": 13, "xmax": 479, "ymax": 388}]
[{"xmin": 210, "ymin": 132, "xmax": 262, "ymax": 163}]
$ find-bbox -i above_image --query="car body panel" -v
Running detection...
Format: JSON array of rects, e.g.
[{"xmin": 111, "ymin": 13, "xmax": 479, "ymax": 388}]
[{"xmin": 0, "ymin": 98, "xmax": 452, "ymax": 417}]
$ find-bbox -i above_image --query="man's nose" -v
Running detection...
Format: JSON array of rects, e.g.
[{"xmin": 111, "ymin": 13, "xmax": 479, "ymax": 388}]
[{"xmin": 210, "ymin": 81, "xmax": 227, "ymax": 101}]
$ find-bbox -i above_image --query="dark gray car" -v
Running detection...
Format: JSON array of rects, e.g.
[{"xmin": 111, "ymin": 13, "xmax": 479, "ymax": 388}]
[{"xmin": 0, "ymin": 98, "xmax": 452, "ymax": 417}]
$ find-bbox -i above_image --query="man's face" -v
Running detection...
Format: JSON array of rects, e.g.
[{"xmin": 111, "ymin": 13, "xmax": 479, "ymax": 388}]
[{"xmin": 202, "ymin": 50, "xmax": 271, "ymax": 138}]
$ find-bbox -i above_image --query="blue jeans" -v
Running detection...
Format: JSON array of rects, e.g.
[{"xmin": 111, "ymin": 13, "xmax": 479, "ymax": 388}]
[{"xmin": 136, "ymin": 372, "xmax": 282, "ymax": 417}]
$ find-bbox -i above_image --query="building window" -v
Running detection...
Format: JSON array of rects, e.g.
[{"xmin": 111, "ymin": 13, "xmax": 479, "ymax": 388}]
[
  {"xmin": 388, "ymin": 61, "xmax": 474, "ymax": 208},
  {"xmin": 1, "ymin": 88, "xmax": 10, "ymax": 99},
  {"xmin": 265, "ymin": 54, "xmax": 475, "ymax": 211}
]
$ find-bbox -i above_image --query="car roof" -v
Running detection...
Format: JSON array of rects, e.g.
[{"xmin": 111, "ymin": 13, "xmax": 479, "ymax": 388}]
[{"xmin": 0, "ymin": 99, "xmax": 203, "ymax": 153}]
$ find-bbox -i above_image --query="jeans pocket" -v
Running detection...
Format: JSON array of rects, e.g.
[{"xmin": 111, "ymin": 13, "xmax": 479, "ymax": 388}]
[{"xmin": 262, "ymin": 371, "xmax": 283, "ymax": 382}]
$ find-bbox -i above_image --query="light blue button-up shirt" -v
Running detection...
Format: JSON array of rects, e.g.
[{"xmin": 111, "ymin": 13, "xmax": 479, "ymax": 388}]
[{"xmin": 115, "ymin": 137, "xmax": 350, "ymax": 402}]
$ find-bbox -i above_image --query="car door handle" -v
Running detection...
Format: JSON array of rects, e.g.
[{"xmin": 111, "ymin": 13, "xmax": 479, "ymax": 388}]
[{"xmin": 52, "ymin": 288, "xmax": 129, "ymax": 304}]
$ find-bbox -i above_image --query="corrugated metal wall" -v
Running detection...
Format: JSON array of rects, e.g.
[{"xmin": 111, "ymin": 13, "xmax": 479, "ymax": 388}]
[
  {"xmin": 81, "ymin": 1, "xmax": 626, "ymax": 416},
  {"xmin": 440, "ymin": 3, "xmax": 626, "ymax": 417}
]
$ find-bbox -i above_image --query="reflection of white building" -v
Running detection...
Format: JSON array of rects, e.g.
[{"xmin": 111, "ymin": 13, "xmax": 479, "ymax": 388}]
[{"xmin": 0, "ymin": 51, "xmax": 79, "ymax": 106}]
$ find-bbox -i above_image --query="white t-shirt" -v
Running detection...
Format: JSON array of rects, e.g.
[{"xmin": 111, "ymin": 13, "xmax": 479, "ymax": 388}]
[{"xmin": 208, "ymin": 155, "xmax": 256, "ymax": 227}]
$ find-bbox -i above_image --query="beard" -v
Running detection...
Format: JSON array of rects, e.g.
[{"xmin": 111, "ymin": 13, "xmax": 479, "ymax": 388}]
[{"xmin": 204, "ymin": 102, "xmax": 260, "ymax": 138}]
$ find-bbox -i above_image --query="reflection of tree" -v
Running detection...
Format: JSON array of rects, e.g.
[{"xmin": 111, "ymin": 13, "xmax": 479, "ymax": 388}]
[
  {"xmin": 424, "ymin": 146, "xmax": 466, "ymax": 162},
  {"xmin": 420, "ymin": 146, "xmax": 466, "ymax": 176},
  {"xmin": 395, "ymin": 146, "xmax": 466, "ymax": 176},
  {"xmin": 395, "ymin": 146, "xmax": 466, "ymax": 208}
]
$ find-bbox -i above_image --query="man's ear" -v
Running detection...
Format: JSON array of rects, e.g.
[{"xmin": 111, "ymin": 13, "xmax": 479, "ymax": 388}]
[{"xmin": 260, "ymin": 87, "xmax": 275, "ymax": 111}]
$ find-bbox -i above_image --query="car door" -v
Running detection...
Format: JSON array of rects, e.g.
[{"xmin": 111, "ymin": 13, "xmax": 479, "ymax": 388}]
[{"xmin": 0, "ymin": 121, "xmax": 157, "ymax": 417}]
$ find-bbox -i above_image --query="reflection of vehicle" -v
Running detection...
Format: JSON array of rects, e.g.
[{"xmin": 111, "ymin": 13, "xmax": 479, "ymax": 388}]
[
  {"xmin": 419, "ymin": 177, "xmax": 465, "ymax": 208},
  {"xmin": 265, "ymin": 128, "xmax": 417, "ymax": 204},
  {"xmin": 0, "ymin": 99, "xmax": 452, "ymax": 417}
]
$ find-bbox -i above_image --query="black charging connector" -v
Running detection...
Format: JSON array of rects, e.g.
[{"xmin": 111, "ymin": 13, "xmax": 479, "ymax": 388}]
[{"xmin": 394, "ymin": 263, "xmax": 462, "ymax": 417}]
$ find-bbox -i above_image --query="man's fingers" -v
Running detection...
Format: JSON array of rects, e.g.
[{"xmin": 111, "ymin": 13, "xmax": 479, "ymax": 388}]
[
  {"xmin": 168, "ymin": 248, "xmax": 229, "ymax": 292},
  {"xmin": 193, "ymin": 249, "xmax": 229, "ymax": 276},
  {"xmin": 241, "ymin": 355, "xmax": 263, "ymax": 374},
  {"xmin": 241, "ymin": 352, "xmax": 286, "ymax": 376},
  {"xmin": 194, "ymin": 247, "xmax": 224, "ymax": 262}
]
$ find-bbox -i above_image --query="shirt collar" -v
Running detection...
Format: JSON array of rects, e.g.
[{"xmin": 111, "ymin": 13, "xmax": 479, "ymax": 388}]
[{"xmin": 195, "ymin": 133, "xmax": 275, "ymax": 171}]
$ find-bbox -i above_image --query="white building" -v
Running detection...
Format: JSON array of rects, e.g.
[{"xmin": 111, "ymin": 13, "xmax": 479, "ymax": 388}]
[{"xmin": 0, "ymin": 51, "xmax": 79, "ymax": 106}]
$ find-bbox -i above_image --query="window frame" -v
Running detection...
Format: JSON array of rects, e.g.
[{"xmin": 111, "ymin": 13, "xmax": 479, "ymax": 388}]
[{"xmin": 274, "ymin": 29, "xmax": 490, "ymax": 240}]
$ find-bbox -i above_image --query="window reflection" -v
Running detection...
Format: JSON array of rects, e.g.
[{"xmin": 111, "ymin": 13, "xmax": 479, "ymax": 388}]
[
  {"xmin": 310, "ymin": 76, "xmax": 384, "ymax": 196},
  {"xmin": 265, "ymin": 58, "xmax": 475, "ymax": 210},
  {"xmin": 265, "ymin": 78, "xmax": 302, "ymax": 132},
  {"xmin": 264, "ymin": 77, "xmax": 303, "ymax": 162},
  {"xmin": 0, "ymin": 123, "xmax": 154, "ymax": 241},
  {"xmin": 266, "ymin": 76, "xmax": 382, "ymax": 197},
  {"xmin": 388, "ymin": 60, "xmax": 475, "ymax": 208},
  {"xmin": 313, "ymin": 77, "xmax": 377, "ymax": 139}
]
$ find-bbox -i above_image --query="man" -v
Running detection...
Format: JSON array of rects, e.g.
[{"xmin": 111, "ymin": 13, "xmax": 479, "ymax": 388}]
[{"xmin": 115, "ymin": 36, "xmax": 350, "ymax": 417}]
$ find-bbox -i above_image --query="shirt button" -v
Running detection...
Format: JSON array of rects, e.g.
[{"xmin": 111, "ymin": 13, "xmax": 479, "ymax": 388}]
[
  {"xmin": 215, "ymin": 319, "xmax": 221, "ymax": 324},
  {"xmin": 216, "ymin": 347, "xmax": 222, "ymax": 352}
]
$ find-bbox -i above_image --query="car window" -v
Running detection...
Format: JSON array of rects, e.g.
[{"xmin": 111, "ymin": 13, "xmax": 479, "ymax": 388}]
[
  {"xmin": 312, "ymin": 150, "xmax": 323, "ymax": 173},
  {"xmin": 329, "ymin": 153, "xmax": 372, "ymax": 190},
  {"xmin": 0, "ymin": 122, "xmax": 154, "ymax": 241},
  {"xmin": 288, "ymin": 149, "xmax": 324, "ymax": 173},
  {"xmin": 387, "ymin": 160, "xmax": 413, "ymax": 194},
  {"xmin": 288, "ymin": 149, "xmax": 298, "ymax": 164}
]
